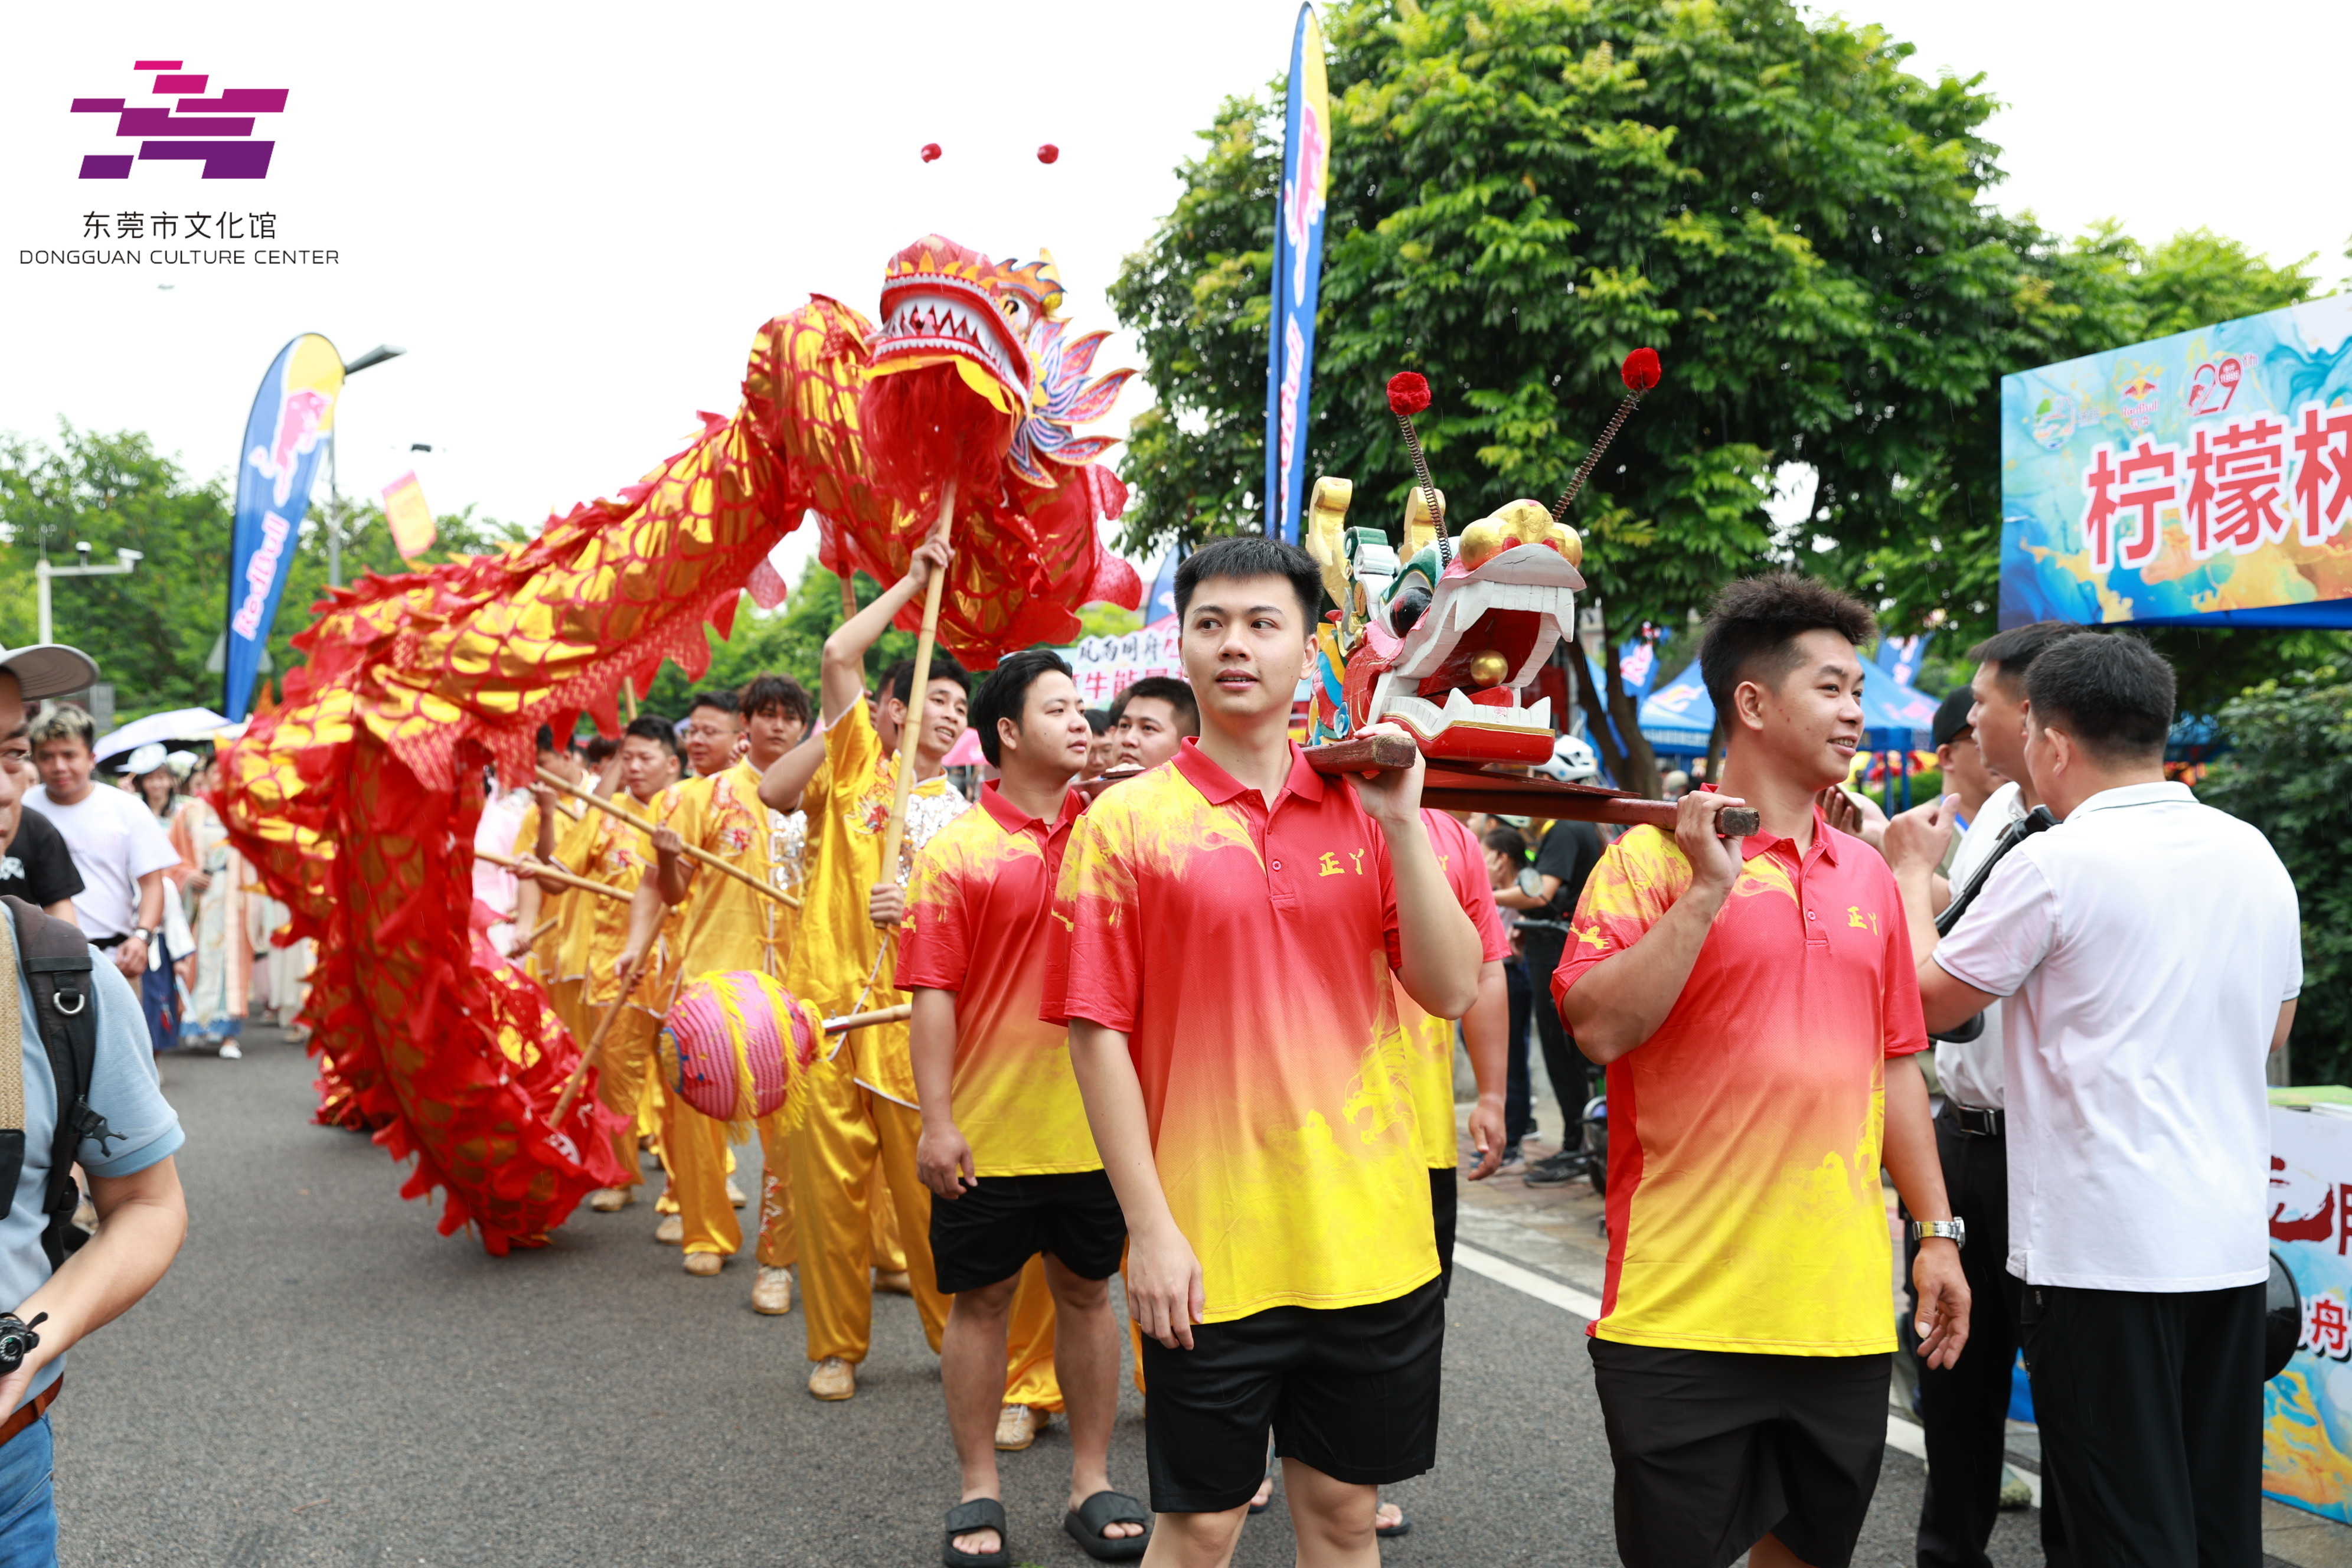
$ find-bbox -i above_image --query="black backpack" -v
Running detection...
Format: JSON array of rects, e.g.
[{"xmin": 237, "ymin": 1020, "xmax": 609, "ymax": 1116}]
[{"xmin": 0, "ymin": 897, "xmax": 115, "ymax": 1270}]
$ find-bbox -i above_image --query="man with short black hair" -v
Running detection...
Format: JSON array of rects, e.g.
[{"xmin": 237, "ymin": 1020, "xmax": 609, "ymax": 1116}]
[
  {"xmin": 681, "ymin": 690, "xmax": 744, "ymax": 779},
  {"xmin": 1053, "ymin": 533, "xmax": 1481, "ymax": 1568},
  {"xmin": 28, "ymin": 707, "xmax": 174, "ymax": 991},
  {"xmin": 1109, "ymin": 676, "xmax": 1198, "ymax": 772},
  {"xmin": 762, "ymin": 537, "xmax": 972, "ymax": 1402},
  {"xmin": 1557, "ymin": 571, "xmax": 1968, "ymax": 1568},
  {"xmin": 1080, "ymin": 710, "xmax": 1115, "ymax": 781},
  {"xmin": 904, "ymin": 648, "xmax": 1146, "ymax": 1564},
  {"xmin": 623, "ymin": 677, "xmax": 809, "ymax": 1288},
  {"xmin": 1915, "ymin": 632, "xmax": 2294, "ymax": 1567},
  {"xmin": 557, "ymin": 716, "xmax": 680, "ymax": 1213},
  {"xmin": 1884, "ymin": 620, "xmax": 2077, "ymax": 1568}
]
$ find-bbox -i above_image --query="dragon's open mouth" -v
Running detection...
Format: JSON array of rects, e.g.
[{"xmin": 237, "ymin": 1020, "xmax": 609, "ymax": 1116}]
[
  {"xmin": 868, "ymin": 237, "xmax": 1031, "ymax": 417},
  {"xmin": 1366, "ymin": 542, "xmax": 1585, "ymax": 765}
]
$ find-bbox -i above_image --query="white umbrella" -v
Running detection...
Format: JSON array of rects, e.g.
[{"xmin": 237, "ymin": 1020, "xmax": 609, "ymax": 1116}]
[{"xmin": 94, "ymin": 707, "xmax": 232, "ymax": 763}]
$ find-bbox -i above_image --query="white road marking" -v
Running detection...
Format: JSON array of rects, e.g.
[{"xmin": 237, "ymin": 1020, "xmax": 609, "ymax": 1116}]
[{"xmin": 1453, "ymin": 1242, "xmax": 2043, "ymax": 1509}]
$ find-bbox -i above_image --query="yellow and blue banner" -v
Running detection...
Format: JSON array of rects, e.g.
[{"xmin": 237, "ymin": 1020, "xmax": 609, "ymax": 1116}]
[
  {"xmin": 1263, "ymin": 4, "xmax": 1331, "ymax": 545},
  {"xmin": 2001, "ymin": 295, "xmax": 2352, "ymax": 628},
  {"xmin": 225, "ymin": 334, "xmax": 342, "ymax": 719}
]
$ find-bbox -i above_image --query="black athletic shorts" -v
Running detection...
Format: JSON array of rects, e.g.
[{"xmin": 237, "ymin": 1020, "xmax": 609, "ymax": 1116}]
[
  {"xmin": 1589, "ymin": 1338, "xmax": 1892, "ymax": 1568},
  {"xmin": 1141, "ymin": 1274, "xmax": 1445, "ymax": 1513},
  {"xmin": 927, "ymin": 1168, "xmax": 1126, "ymax": 1294},
  {"xmin": 1430, "ymin": 1166, "xmax": 1458, "ymax": 1295}
]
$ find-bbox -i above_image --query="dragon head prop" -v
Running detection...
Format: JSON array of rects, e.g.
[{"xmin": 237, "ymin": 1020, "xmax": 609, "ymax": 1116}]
[
  {"xmin": 1305, "ymin": 349, "xmax": 1660, "ymax": 766},
  {"xmin": 861, "ymin": 235, "xmax": 1132, "ymax": 502}
]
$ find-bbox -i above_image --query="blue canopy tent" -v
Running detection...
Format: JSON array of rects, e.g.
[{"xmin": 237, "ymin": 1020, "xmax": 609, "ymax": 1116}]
[{"xmin": 1636, "ymin": 664, "xmax": 1714, "ymax": 758}]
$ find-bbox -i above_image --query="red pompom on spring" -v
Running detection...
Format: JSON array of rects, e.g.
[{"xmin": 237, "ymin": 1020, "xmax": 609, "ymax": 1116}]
[
  {"xmin": 1036, "ymin": 143, "xmax": 1060, "ymax": 164},
  {"xmin": 1551, "ymin": 350, "xmax": 1664, "ymax": 526},
  {"xmin": 920, "ymin": 143, "xmax": 943, "ymax": 163},
  {"xmin": 1386, "ymin": 371, "xmax": 1432, "ymax": 417}
]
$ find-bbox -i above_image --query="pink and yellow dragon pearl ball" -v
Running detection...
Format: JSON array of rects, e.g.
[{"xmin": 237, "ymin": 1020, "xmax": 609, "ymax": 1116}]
[{"xmin": 658, "ymin": 971, "xmax": 818, "ymax": 1124}]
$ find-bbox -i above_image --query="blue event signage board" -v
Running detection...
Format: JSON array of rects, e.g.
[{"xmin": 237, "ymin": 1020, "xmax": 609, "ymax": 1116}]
[
  {"xmin": 2265, "ymin": 1106, "xmax": 2352, "ymax": 1518},
  {"xmin": 2000, "ymin": 294, "xmax": 2352, "ymax": 629}
]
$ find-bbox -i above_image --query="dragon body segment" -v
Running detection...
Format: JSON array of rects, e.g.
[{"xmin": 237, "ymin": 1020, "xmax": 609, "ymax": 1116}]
[{"xmin": 219, "ymin": 235, "xmax": 1137, "ymax": 1252}]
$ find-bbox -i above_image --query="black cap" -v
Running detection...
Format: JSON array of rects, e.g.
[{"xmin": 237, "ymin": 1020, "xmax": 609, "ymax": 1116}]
[{"xmin": 1931, "ymin": 687, "xmax": 1975, "ymax": 750}]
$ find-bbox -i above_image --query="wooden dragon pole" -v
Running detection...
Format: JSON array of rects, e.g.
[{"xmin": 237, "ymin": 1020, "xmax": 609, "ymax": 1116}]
[{"xmin": 877, "ymin": 477, "xmax": 957, "ymax": 888}]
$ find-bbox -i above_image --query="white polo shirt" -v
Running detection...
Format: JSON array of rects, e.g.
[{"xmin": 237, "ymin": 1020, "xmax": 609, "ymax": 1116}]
[
  {"xmin": 27, "ymin": 783, "xmax": 180, "ymax": 942},
  {"xmin": 1935, "ymin": 781, "xmax": 2027, "ymax": 1112},
  {"xmin": 1934, "ymin": 782, "xmax": 2299, "ymax": 1292}
]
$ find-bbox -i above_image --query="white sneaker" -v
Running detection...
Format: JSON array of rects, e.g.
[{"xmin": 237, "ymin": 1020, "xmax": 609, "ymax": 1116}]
[
  {"xmin": 654, "ymin": 1213, "xmax": 684, "ymax": 1244},
  {"xmin": 808, "ymin": 1356, "xmax": 855, "ymax": 1400},
  {"xmin": 587, "ymin": 1187, "xmax": 633, "ymax": 1213},
  {"xmin": 752, "ymin": 1266, "xmax": 793, "ymax": 1315},
  {"xmin": 217, "ymin": 1043, "xmax": 243, "ymax": 1060}
]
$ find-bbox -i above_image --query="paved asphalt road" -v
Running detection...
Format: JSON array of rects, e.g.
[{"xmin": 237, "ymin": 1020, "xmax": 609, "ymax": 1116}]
[{"xmin": 53, "ymin": 1025, "xmax": 2051, "ymax": 1567}]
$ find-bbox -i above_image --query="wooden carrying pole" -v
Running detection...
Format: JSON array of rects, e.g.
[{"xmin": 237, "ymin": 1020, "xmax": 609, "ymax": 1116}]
[
  {"xmin": 549, "ymin": 957, "xmax": 639, "ymax": 1126},
  {"xmin": 877, "ymin": 478, "xmax": 957, "ymax": 884},
  {"xmin": 1300, "ymin": 734, "xmax": 1762, "ymax": 838},
  {"xmin": 536, "ymin": 769, "xmax": 801, "ymax": 909},
  {"xmin": 476, "ymin": 846, "xmax": 632, "ymax": 903},
  {"xmin": 822, "ymin": 1002, "xmax": 912, "ymax": 1034}
]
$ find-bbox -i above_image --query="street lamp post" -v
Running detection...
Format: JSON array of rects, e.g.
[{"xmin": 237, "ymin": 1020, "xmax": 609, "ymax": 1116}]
[
  {"xmin": 328, "ymin": 344, "xmax": 408, "ymax": 587},
  {"xmin": 35, "ymin": 541, "xmax": 144, "ymax": 645}
]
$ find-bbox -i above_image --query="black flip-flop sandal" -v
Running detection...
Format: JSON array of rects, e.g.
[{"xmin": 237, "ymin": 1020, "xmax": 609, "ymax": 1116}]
[
  {"xmin": 943, "ymin": 1498, "xmax": 1010, "ymax": 1568},
  {"xmin": 1377, "ymin": 1509, "xmax": 1413, "ymax": 1538},
  {"xmin": 1064, "ymin": 1489, "xmax": 1151, "ymax": 1562}
]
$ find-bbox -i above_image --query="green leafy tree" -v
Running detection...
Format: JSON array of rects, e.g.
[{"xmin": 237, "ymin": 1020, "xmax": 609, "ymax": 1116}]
[
  {"xmin": 1112, "ymin": 0, "xmax": 2333, "ymax": 789},
  {"xmin": 2200, "ymin": 667, "xmax": 2352, "ymax": 1085},
  {"xmin": 0, "ymin": 423, "xmax": 521, "ymax": 721}
]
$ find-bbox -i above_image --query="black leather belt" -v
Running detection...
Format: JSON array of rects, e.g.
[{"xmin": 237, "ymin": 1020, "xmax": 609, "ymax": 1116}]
[{"xmin": 1945, "ymin": 1104, "xmax": 2004, "ymax": 1138}]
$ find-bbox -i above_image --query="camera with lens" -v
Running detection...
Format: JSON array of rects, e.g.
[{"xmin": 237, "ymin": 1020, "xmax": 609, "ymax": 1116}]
[{"xmin": 0, "ymin": 1313, "xmax": 47, "ymax": 1376}]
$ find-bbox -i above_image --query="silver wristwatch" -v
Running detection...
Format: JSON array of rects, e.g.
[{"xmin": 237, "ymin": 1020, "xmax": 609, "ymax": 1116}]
[{"xmin": 1911, "ymin": 1218, "xmax": 1966, "ymax": 1248}]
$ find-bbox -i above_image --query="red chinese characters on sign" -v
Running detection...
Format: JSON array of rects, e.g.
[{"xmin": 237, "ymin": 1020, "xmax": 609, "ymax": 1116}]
[
  {"xmin": 2306, "ymin": 1293, "xmax": 2352, "ymax": 1363},
  {"xmin": 2186, "ymin": 417, "xmax": 2291, "ymax": 556},
  {"xmin": 2295, "ymin": 403, "xmax": 2352, "ymax": 545},
  {"xmin": 2079, "ymin": 401, "xmax": 2352, "ymax": 572},
  {"xmin": 2080, "ymin": 440, "xmax": 2179, "ymax": 570}
]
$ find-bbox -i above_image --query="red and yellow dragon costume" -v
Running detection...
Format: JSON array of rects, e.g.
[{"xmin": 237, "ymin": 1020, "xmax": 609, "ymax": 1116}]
[{"xmin": 218, "ymin": 236, "xmax": 1139, "ymax": 1252}]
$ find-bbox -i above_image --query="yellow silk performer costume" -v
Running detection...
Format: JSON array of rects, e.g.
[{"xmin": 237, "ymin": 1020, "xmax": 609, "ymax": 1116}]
[
  {"xmin": 788, "ymin": 701, "xmax": 967, "ymax": 1364},
  {"xmin": 558, "ymin": 798, "xmax": 675, "ymax": 1187},
  {"xmin": 651, "ymin": 762, "xmax": 799, "ymax": 1263}
]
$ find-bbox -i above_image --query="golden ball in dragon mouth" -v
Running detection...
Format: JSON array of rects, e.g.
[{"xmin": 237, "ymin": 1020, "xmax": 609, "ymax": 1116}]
[{"xmin": 1469, "ymin": 649, "xmax": 1512, "ymax": 688}]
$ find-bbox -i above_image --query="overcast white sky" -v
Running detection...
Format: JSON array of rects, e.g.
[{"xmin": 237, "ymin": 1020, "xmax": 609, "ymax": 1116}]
[{"xmin": 4, "ymin": 0, "xmax": 2344, "ymax": 589}]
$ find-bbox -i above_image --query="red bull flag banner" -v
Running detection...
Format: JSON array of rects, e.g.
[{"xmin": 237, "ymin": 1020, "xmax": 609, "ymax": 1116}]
[
  {"xmin": 1262, "ymin": 3, "xmax": 1330, "ymax": 545},
  {"xmin": 2001, "ymin": 293, "xmax": 2352, "ymax": 629},
  {"xmin": 225, "ymin": 333, "xmax": 343, "ymax": 719}
]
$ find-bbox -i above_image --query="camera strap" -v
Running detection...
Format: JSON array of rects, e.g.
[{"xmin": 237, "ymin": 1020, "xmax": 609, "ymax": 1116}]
[
  {"xmin": 0, "ymin": 913, "xmax": 22, "ymax": 1220},
  {"xmin": 0, "ymin": 899, "xmax": 104, "ymax": 1272}
]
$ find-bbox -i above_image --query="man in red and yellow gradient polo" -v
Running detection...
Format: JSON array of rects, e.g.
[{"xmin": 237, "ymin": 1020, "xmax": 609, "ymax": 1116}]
[
  {"xmin": 1051, "ymin": 536, "xmax": 1482, "ymax": 1568},
  {"xmin": 902, "ymin": 649, "xmax": 1146, "ymax": 1565},
  {"xmin": 1554, "ymin": 573, "xmax": 1968, "ymax": 1568}
]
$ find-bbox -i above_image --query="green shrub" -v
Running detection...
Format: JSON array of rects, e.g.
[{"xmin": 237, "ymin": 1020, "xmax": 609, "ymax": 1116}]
[{"xmin": 2200, "ymin": 668, "xmax": 2352, "ymax": 1086}]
